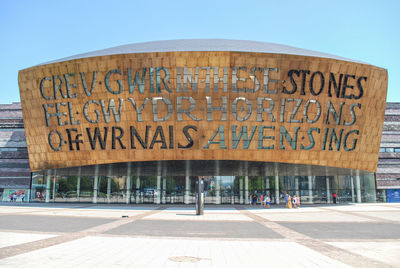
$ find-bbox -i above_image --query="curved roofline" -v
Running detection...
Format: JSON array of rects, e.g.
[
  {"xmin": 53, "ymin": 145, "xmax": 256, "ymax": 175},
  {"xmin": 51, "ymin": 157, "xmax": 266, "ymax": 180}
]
[{"xmin": 39, "ymin": 39, "xmax": 366, "ymax": 66}]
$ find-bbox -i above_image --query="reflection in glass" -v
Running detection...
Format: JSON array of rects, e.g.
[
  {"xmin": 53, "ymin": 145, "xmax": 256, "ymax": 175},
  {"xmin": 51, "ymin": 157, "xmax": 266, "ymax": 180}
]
[{"xmin": 30, "ymin": 169, "xmax": 378, "ymax": 204}]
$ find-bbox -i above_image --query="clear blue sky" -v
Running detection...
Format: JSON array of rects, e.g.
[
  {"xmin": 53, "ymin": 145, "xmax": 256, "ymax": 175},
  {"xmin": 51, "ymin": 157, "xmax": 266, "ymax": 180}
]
[{"xmin": 1, "ymin": 0, "xmax": 399, "ymax": 103}]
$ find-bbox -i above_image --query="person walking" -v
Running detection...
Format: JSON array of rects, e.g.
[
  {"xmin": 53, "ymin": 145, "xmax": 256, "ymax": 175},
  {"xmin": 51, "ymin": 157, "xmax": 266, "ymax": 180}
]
[{"xmin": 293, "ymin": 195, "xmax": 297, "ymax": 208}]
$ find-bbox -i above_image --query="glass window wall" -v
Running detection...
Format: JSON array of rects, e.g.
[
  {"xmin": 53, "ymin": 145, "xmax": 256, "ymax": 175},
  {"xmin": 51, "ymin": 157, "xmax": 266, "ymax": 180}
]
[{"xmin": 30, "ymin": 171, "xmax": 378, "ymax": 204}]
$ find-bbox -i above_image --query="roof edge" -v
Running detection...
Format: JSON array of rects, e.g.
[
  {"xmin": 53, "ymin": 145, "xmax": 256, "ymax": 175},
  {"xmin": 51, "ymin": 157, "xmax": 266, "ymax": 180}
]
[{"xmin": 35, "ymin": 39, "xmax": 369, "ymax": 67}]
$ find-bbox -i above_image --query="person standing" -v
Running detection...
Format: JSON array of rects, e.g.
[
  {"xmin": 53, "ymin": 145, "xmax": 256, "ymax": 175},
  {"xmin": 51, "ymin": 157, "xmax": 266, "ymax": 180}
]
[
  {"xmin": 333, "ymin": 193, "xmax": 337, "ymax": 204},
  {"xmin": 287, "ymin": 195, "xmax": 292, "ymax": 209},
  {"xmin": 293, "ymin": 195, "xmax": 297, "ymax": 208},
  {"xmin": 266, "ymin": 195, "xmax": 270, "ymax": 209},
  {"xmin": 260, "ymin": 193, "xmax": 264, "ymax": 208},
  {"xmin": 261, "ymin": 193, "xmax": 266, "ymax": 208}
]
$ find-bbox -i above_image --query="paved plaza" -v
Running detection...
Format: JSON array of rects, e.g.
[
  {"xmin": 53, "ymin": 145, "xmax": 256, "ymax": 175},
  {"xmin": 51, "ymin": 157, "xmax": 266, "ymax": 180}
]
[{"xmin": 0, "ymin": 203, "xmax": 399, "ymax": 267}]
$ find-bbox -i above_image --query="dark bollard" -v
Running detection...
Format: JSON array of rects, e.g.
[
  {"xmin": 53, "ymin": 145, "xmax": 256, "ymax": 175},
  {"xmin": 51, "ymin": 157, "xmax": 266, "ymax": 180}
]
[{"xmin": 195, "ymin": 177, "xmax": 204, "ymax": 215}]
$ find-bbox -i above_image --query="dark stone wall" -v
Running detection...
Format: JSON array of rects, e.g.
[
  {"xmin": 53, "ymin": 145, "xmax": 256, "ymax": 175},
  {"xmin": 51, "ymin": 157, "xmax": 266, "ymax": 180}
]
[
  {"xmin": 377, "ymin": 102, "xmax": 400, "ymax": 189},
  {"xmin": 0, "ymin": 103, "xmax": 30, "ymax": 189}
]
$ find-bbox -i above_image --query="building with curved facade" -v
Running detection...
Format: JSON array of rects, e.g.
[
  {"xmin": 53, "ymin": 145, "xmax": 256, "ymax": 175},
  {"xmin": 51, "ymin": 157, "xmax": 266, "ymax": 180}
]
[{"xmin": 16, "ymin": 39, "xmax": 390, "ymax": 204}]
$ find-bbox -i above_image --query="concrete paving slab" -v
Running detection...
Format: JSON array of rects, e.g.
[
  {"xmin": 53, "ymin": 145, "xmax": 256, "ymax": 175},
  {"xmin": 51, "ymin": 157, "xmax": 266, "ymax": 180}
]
[
  {"xmin": 81, "ymin": 205, "xmax": 157, "ymax": 210},
  {"xmin": 31, "ymin": 209, "xmax": 149, "ymax": 219},
  {"xmin": 166, "ymin": 206, "xmax": 240, "ymax": 213},
  {"xmin": 355, "ymin": 211, "xmax": 400, "ymax": 222},
  {"xmin": 0, "ymin": 215, "xmax": 115, "ymax": 233},
  {"xmin": 256, "ymin": 211, "xmax": 373, "ymax": 222},
  {"xmin": 0, "ymin": 232, "xmax": 57, "ymax": 248},
  {"xmin": 0, "ymin": 206, "xmax": 68, "ymax": 214},
  {"xmin": 0, "ymin": 236, "xmax": 350, "ymax": 267},
  {"xmin": 0, "ymin": 203, "xmax": 398, "ymax": 267},
  {"xmin": 278, "ymin": 222, "xmax": 400, "ymax": 239},
  {"xmin": 144, "ymin": 211, "xmax": 251, "ymax": 221},
  {"xmin": 0, "ymin": 204, "xmax": 157, "ymax": 219},
  {"xmin": 331, "ymin": 204, "xmax": 400, "ymax": 212},
  {"xmin": 105, "ymin": 219, "xmax": 283, "ymax": 239},
  {"xmin": 326, "ymin": 241, "xmax": 400, "ymax": 267},
  {"xmin": 247, "ymin": 206, "xmax": 325, "ymax": 213}
]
